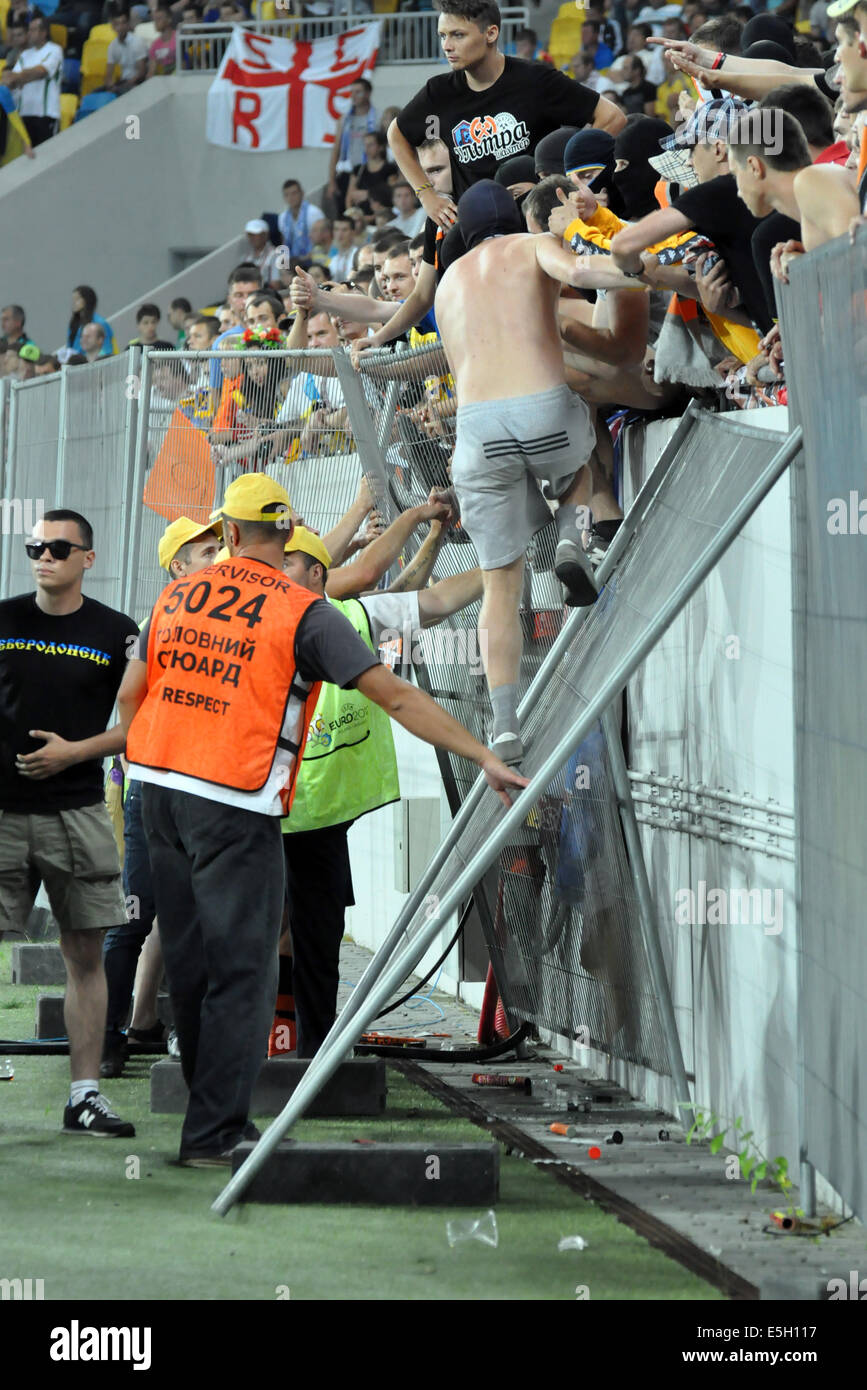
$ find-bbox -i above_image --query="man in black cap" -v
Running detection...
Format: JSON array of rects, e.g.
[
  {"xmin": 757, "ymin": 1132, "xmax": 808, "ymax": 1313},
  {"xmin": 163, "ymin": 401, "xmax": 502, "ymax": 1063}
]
[{"xmin": 435, "ymin": 180, "xmax": 602, "ymax": 765}]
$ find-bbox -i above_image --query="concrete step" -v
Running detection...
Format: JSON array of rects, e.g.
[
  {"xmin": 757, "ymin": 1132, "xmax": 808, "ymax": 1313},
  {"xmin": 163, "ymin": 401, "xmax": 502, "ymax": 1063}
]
[
  {"xmin": 230, "ymin": 1140, "xmax": 499, "ymax": 1206},
  {"xmin": 10, "ymin": 943, "xmax": 65, "ymax": 985},
  {"xmin": 151, "ymin": 1056, "xmax": 388, "ymax": 1117}
]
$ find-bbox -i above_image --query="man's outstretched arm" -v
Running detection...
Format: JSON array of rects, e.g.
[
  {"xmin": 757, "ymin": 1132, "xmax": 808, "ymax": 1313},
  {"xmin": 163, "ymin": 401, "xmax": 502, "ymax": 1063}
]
[
  {"xmin": 355, "ymin": 663, "xmax": 526, "ymax": 808},
  {"xmin": 591, "ymin": 93, "xmax": 627, "ymax": 136},
  {"xmin": 609, "ymin": 208, "xmax": 692, "ymax": 272},
  {"xmin": 326, "ymin": 496, "xmax": 451, "ymax": 598}
]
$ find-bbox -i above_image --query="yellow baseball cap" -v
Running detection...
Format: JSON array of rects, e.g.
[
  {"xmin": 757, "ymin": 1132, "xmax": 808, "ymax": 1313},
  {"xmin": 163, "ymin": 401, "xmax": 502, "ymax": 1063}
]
[
  {"xmin": 284, "ymin": 525, "xmax": 332, "ymax": 570},
  {"xmin": 158, "ymin": 516, "xmax": 222, "ymax": 571},
  {"xmin": 827, "ymin": 0, "xmax": 859, "ymax": 16},
  {"xmin": 210, "ymin": 472, "xmax": 292, "ymax": 526}
]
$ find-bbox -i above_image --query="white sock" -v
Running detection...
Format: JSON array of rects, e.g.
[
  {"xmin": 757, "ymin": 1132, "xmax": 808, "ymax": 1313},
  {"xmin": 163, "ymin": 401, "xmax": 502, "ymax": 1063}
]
[{"xmin": 70, "ymin": 1080, "xmax": 99, "ymax": 1107}]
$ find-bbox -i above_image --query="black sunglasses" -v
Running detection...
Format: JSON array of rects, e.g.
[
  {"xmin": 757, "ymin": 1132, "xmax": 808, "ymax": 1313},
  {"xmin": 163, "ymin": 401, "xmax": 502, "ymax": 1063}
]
[{"xmin": 25, "ymin": 540, "xmax": 89, "ymax": 561}]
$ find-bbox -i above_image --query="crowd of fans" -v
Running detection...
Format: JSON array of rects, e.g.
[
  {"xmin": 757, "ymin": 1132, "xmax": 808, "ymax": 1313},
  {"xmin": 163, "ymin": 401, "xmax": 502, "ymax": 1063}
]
[
  {"xmin": 4, "ymin": 2, "xmax": 866, "ymax": 433},
  {"xmin": 0, "ymin": 71, "xmax": 436, "ymax": 462}
]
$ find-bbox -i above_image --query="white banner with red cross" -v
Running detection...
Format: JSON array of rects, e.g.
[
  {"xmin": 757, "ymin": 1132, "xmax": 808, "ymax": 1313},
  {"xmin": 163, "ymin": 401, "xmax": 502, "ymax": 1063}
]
[{"xmin": 206, "ymin": 24, "xmax": 380, "ymax": 152}]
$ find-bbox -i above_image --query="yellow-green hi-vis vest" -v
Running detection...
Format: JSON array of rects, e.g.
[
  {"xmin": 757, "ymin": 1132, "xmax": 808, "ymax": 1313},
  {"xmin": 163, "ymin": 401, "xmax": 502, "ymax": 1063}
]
[{"xmin": 282, "ymin": 597, "xmax": 401, "ymax": 835}]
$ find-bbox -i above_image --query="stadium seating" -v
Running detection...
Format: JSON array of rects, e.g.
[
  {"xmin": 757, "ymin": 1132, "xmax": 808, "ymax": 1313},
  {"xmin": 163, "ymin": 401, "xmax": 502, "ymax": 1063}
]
[
  {"xmin": 60, "ymin": 93, "xmax": 79, "ymax": 129},
  {"xmin": 50, "ymin": 23, "xmax": 69, "ymax": 49},
  {"xmin": 62, "ymin": 57, "xmax": 81, "ymax": 91},
  {"xmin": 547, "ymin": 16, "xmax": 583, "ymax": 67},
  {"xmin": 557, "ymin": 1, "xmax": 579, "ymax": 16},
  {"xmin": 87, "ymin": 22, "xmax": 116, "ymax": 44},
  {"xmin": 80, "ymin": 37, "xmax": 110, "ymax": 96},
  {"xmin": 74, "ymin": 89, "xmax": 118, "ymax": 121},
  {"xmin": 0, "ymin": 0, "xmax": 9, "ymax": 39}
]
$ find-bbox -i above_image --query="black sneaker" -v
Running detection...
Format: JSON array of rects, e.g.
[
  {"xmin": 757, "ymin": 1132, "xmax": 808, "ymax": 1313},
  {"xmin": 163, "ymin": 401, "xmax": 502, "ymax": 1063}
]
[
  {"xmin": 100, "ymin": 1033, "xmax": 128, "ymax": 1080},
  {"xmin": 178, "ymin": 1122, "xmax": 260, "ymax": 1168},
  {"xmin": 127, "ymin": 1021, "xmax": 167, "ymax": 1048},
  {"xmin": 63, "ymin": 1091, "xmax": 136, "ymax": 1138}
]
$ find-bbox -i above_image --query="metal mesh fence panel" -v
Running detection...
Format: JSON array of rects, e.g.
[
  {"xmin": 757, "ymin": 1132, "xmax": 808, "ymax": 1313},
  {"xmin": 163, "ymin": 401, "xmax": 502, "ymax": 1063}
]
[
  {"xmin": 344, "ymin": 343, "xmax": 666, "ymax": 1066},
  {"xmin": 359, "ymin": 408, "xmax": 798, "ymax": 1076},
  {"xmin": 59, "ymin": 352, "xmax": 139, "ymax": 613},
  {"xmin": 778, "ymin": 233, "xmax": 867, "ymax": 1219},
  {"xmin": 1, "ymin": 374, "xmax": 62, "ymax": 601}
]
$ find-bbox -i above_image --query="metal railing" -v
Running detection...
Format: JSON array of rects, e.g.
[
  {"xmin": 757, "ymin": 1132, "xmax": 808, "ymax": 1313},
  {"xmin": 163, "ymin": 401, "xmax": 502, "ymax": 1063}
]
[{"xmin": 177, "ymin": 9, "xmax": 529, "ymax": 72}]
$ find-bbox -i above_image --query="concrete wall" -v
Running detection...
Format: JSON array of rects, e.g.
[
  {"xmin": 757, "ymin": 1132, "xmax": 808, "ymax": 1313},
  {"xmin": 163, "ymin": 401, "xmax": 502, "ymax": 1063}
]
[
  {"xmin": 109, "ymin": 235, "xmax": 248, "ymax": 354},
  {"xmin": 537, "ymin": 408, "xmax": 835, "ymax": 1203},
  {"xmin": 0, "ymin": 66, "xmax": 441, "ymax": 353}
]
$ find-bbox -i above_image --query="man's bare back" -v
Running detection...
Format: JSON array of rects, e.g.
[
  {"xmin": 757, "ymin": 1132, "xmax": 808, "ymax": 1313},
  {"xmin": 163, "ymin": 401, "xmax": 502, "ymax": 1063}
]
[{"xmin": 436, "ymin": 233, "xmax": 581, "ymax": 404}]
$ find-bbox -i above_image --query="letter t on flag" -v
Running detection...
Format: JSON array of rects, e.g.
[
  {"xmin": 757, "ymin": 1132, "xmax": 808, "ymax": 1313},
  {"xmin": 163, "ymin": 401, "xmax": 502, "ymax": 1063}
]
[{"xmin": 206, "ymin": 24, "xmax": 380, "ymax": 152}]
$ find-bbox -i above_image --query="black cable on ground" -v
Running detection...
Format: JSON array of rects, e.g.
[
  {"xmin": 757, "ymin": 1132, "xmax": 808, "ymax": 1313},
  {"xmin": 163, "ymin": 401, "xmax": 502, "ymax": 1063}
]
[
  {"xmin": 354, "ymin": 1019, "xmax": 532, "ymax": 1062},
  {"xmin": 372, "ymin": 899, "xmax": 471, "ymax": 1021}
]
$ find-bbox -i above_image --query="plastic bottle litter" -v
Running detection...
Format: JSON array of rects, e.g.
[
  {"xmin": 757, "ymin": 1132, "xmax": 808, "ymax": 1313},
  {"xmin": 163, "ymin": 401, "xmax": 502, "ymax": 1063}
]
[
  {"xmin": 557, "ymin": 1236, "xmax": 588, "ymax": 1253},
  {"xmin": 549, "ymin": 1123, "xmax": 623, "ymax": 1145},
  {"xmin": 0, "ymin": 1059, "xmax": 14, "ymax": 1081},
  {"xmin": 446, "ymin": 1209, "xmax": 498, "ymax": 1249},
  {"xmin": 532, "ymin": 1076, "xmax": 570, "ymax": 1108}
]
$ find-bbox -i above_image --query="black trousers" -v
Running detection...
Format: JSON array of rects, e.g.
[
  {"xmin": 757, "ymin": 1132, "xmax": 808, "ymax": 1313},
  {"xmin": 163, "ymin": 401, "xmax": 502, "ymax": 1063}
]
[
  {"xmin": 22, "ymin": 117, "xmax": 59, "ymax": 147},
  {"xmin": 143, "ymin": 785, "xmax": 284, "ymax": 1156},
  {"xmin": 103, "ymin": 779, "xmax": 157, "ymax": 1038},
  {"xmin": 284, "ymin": 821, "xmax": 354, "ymax": 1059}
]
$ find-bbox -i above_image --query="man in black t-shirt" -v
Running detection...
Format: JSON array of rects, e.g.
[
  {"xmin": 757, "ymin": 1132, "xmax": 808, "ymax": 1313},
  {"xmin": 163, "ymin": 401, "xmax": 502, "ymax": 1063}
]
[
  {"xmin": 0, "ymin": 509, "xmax": 140, "ymax": 1139},
  {"xmin": 620, "ymin": 56, "xmax": 661, "ymax": 117},
  {"xmin": 388, "ymin": 0, "xmax": 626, "ymax": 234}
]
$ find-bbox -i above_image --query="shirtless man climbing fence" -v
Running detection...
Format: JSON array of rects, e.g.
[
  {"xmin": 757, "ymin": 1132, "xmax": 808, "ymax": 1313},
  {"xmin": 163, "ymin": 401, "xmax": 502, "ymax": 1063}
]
[{"xmin": 434, "ymin": 179, "xmax": 601, "ymax": 766}]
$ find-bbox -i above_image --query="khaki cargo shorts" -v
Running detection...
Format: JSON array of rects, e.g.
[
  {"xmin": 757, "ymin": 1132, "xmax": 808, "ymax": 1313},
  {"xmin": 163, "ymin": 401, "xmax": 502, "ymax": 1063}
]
[{"xmin": 0, "ymin": 804, "xmax": 126, "ymax": 935}]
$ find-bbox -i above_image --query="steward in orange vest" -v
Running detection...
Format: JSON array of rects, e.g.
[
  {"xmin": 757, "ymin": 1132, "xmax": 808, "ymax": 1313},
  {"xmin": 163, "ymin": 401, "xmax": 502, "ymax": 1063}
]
[
  {"xmin": 126, "ymin": 549, "xmax": 322, "ymax": 817},
  {"xmin": 117, "ymin": 473, "xmax": 528, "ymax": 1165}
]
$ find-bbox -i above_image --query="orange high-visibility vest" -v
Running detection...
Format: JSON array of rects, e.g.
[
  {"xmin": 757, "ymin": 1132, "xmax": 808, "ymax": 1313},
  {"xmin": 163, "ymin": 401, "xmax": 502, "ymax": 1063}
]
[{"xmin": 127, "ymin": 558, "xmax": 322, "ymax": 816}]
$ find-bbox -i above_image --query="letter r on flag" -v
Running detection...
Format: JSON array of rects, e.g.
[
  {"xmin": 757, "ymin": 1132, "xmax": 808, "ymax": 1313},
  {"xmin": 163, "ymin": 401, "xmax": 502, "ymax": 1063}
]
[{"xmin": 233, "ymin": 91, "xmax": 261, "ymax": 147}]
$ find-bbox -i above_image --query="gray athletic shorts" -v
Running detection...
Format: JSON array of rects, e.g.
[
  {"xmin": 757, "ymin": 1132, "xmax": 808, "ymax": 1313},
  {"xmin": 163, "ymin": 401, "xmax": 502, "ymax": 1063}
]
[{"xmin": 451, "ymin": 384, "xmax": 594, "ymax": 570}]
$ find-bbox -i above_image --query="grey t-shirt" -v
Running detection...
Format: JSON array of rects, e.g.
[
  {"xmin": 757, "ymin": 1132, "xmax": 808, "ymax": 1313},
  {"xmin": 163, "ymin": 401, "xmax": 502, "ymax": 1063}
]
[{"xmin": 294, "ymin": 598, "xmax": 380, "ymax": 688}]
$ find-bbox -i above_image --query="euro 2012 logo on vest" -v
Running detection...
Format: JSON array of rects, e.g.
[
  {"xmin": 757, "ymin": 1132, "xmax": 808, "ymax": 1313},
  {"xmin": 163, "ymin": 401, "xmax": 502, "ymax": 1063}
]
[{"xmin": 306, "ymin": 714, "xmax": 332, "ymax": 750}]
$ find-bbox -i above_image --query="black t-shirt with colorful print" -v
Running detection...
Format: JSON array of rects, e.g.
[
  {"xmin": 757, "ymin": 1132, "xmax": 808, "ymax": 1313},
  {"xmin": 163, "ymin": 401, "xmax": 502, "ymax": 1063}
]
[
  {"xmin": 0, "ymin": 592, "xmax": 139, "ymax": 811},
  {"xmin": 397, "ymin": 56, "xmax": 600, "ymax": 200}
]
